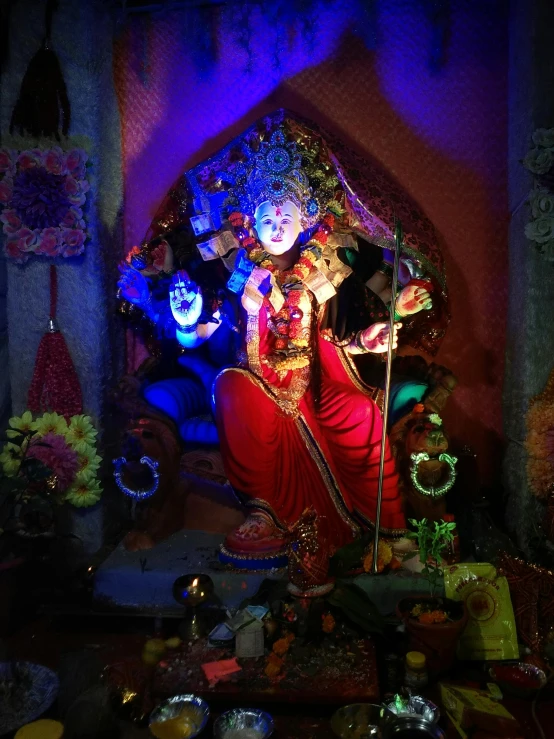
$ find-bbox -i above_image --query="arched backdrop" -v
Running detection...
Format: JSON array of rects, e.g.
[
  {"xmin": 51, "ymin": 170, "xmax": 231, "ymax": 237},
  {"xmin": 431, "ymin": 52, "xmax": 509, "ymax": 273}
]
[{"xmin": 114, "ymin": 0, "xmax": 509, "ymax": 487}]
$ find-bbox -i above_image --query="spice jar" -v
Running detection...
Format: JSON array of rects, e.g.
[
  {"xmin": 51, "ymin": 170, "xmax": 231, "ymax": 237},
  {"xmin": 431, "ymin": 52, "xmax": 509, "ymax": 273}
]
[{"xmin": 404, "ymin": 651, "xmax": 428, "ymax": 690}]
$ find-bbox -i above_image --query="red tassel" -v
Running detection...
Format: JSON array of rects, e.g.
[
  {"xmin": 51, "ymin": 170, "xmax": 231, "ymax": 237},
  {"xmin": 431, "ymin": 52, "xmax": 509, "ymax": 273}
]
[{"xmin": 27, "ymin": 265, "xmax": 82, "ymax": 419}]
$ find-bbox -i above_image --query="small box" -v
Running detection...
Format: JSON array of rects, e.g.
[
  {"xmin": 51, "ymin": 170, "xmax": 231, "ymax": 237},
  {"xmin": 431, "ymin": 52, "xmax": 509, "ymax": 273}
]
[{"xmin": 440, "ymin": 684, "xmax": 520, "ymax": 736}]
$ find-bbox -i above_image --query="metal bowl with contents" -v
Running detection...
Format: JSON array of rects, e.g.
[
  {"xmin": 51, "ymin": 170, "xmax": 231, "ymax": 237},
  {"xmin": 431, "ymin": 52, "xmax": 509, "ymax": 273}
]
[
  {"xmin": 331, "ymin": 703, "xmax": 395, "ymax": 739},
  {"xmin": 213, "ymin": 708, "xmax": 274, "ymax": 739},
  {"xmin": 385, "ymin": 695, "xmax": 440, "ymax": 724},
  {"xmin": 149, "ymin": 694, "xmax": 209, "ymax": 739},
  {"xmin": 386, "ymin": 716, "xmax": 446, "ymax": 739}
]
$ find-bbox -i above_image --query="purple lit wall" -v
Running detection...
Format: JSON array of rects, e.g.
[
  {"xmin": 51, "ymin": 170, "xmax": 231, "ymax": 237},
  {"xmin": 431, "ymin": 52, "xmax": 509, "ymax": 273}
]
[{"xmin": 115, "ymin": 0, "xmax": 509, "ymax": 486}]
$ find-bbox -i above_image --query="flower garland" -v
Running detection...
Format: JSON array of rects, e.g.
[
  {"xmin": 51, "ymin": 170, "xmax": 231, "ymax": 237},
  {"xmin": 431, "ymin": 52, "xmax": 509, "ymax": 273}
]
[
  {"xmin": 228, "ymin": 210, "xmax": 335, "ymax": 372},
  {"xmin": 522, "ymin": 128, "xmax": 554, "ymax": 261},
  {"xmin": 525, "ymin": 369, "xmax": 554, "ymax": 498},
  {"xmin": 0, "ymin": 411, "xmax": 102, "ymax": 507},
  {"xmin": 0, "ymin": 147, "xmax": 89, "ymax": 263}
]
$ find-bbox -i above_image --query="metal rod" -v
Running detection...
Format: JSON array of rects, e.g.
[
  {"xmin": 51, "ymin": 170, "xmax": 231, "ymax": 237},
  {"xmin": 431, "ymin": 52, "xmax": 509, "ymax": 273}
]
[{"xmin": 372, "ymin": 218, "xmax": 402, "ymax": 574}]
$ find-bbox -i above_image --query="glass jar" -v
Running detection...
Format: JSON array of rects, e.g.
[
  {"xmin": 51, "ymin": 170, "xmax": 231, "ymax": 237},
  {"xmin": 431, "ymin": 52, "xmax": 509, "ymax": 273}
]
[{"xmin": 404, "ymin": 651, "xmax": 428, "ymax": 690}]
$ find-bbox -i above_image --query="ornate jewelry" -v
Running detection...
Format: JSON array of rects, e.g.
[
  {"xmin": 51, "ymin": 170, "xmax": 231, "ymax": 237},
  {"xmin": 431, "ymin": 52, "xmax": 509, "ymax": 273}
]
[
  {"xmin": 355, "ymin": 329, "xmax": 369, "ymax": 353},
  {"xmin": 226, "ymin": 128, "xmax": 321, "ymax": 225},
  {"xmin": 409, "ymin": 451, "xmax": 458, "ymax": 498},
  {"xmin": 113, "ymin": 455, "xmax": 160, "ymax": 501}
]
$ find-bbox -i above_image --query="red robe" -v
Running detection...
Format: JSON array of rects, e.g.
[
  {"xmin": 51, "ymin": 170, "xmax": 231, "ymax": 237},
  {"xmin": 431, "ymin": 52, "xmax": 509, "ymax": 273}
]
[{"xmin": 214, "ymin": 300, "xmax": 406, "ymax": 550}]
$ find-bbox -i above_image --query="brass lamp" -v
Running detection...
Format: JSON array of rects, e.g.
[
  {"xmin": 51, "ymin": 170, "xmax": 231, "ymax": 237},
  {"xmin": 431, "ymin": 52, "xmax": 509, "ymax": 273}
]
[{"xmin": 172, "ymin": 574, "xmax": 214, "ymax": 641}]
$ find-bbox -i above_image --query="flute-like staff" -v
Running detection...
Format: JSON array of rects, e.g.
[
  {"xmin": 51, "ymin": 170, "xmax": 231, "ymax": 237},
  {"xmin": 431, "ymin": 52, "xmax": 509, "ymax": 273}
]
[{"xmin": 372, "ymin": 218, "xmax": 403, "ymax": 574}]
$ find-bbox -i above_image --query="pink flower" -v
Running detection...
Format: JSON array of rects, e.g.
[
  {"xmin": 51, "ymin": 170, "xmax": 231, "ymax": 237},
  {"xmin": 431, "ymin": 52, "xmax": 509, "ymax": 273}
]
[
  {"xmin": 61, "ymin": 206, "xmax": 84, "ymax": 229},
  {"xmin": 5, "ymin": 239, "xmax": 28, "ymax": 263},
  {"xmin": 61, "ymin": 227, "xmax": 85, "ymax": 256},
  {"xmin": 36, "ymin": 227, "xmax": 62, "ymax": 256},
  {"xmin": 27, "ymin": 432, "xmax": 79, "ymax": 491},
  {"xmin": 0, "ymin": 209, "xmax": 22, "ymax": 235},
  {"xmin": 0, "ymin": 179, "xmax": 13, "ymax": 204},
  {"xmin": 44, "ymin": 148, "xmax": 64, "ymax": 175},
  {"xmin": 65, "ymin": 149, "xmax": 87, "ymax": 177},
  {"xmin": 17, "ymin": 150, "xmax": 42, "ymax": 169},
  {"xmin": 15, "ymin": 228, "xmax": 39, "ymax": 253},
  {"xmin": 0, "ymin": 149, "xmax": 13, "ymax": 173},
  {"xmin": 64, "ymin": 176, "xmax": 79, "ymax": 196}
]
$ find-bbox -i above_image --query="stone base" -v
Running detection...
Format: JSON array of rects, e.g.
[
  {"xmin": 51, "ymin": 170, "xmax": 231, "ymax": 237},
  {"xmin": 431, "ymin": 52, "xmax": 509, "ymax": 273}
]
[{"xmin": 94, "ymin": 528, "xmax": 442, "ymax": 614}]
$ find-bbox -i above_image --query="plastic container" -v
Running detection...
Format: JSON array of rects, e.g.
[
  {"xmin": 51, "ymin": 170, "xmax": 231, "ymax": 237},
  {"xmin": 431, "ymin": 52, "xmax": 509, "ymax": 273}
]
[{"xmin": 404, "ymin": 651, "xmax": 428, "ymax": 690}]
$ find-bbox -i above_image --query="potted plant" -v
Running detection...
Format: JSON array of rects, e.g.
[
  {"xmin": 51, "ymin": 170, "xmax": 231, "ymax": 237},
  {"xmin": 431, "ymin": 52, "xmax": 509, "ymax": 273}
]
[{"xmin": 396, "ymin": 518, "xmax": 468, "ymax": 674}]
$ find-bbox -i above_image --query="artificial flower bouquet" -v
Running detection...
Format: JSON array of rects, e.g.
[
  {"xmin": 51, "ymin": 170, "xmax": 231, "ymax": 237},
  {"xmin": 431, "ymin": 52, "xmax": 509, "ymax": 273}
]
[
  {"xmin": 0, "ymin": 411, "xmax": 102, "ymax": 537},
  {"xmin": 523, "ymin": 128, "xmax": 554, "ymax": 260}
]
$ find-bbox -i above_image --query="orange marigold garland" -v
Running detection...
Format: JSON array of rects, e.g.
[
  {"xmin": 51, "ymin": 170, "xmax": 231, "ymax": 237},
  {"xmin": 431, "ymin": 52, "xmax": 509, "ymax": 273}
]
[
  {"xmin": 525, "ymin": 368, "xmax": 554, "ymax": 498},
  {"xmin": 227, "ymin": 210, "xmax": 336, "ymax": 374}
]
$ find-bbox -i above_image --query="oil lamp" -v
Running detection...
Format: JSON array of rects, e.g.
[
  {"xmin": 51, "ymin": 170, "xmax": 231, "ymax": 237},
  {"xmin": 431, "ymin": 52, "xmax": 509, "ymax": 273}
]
[{"xmin": 172, "ymin": 574, "xmax": 214, "ymax": 640}]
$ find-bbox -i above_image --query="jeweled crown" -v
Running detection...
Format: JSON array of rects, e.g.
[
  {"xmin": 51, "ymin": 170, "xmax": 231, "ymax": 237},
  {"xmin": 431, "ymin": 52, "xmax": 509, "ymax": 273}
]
[{"xmin": 226, "ymin": 128, "xmax": 322, "ymax": 225}]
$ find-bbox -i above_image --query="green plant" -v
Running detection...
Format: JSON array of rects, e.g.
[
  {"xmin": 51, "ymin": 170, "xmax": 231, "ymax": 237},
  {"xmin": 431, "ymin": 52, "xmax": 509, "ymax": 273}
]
[{"xmin": 403, "ymin": 518, "xmax": 456, "ymax": 596}]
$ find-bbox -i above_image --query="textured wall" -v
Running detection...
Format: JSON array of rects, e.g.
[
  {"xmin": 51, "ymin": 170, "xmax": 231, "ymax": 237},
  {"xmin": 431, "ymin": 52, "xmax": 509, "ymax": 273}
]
[
  {"xmin": 0, "ymin": 0, "xmax": 123, "ymax": 554},
  {"xmin": 115, "ymin": 0, "xmax": 509, "ymax": 486},
  {"xmin": 503, "ymin": 0, "xmax": 554, "ymax": 551},
  {"xmin": 1, "ymin": 0, "xmax": 123, "ymax": 423}
]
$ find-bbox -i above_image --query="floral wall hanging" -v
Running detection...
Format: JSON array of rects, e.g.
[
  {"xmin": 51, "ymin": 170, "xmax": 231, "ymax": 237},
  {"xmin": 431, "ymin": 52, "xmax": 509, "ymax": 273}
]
[
  {"xmin": 0, "ymin": 147, "xmax": 89, "ymax": 264},
  {"xmin": 523, "ymin": 128, "xmax": 554, "ymax": 261}
]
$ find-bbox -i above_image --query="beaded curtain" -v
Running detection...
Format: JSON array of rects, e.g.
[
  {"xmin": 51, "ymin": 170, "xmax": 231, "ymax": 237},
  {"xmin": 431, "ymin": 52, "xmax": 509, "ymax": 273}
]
[{"xmin": 114, "ymin": 0, "xmax": 509, "ymax": 486}]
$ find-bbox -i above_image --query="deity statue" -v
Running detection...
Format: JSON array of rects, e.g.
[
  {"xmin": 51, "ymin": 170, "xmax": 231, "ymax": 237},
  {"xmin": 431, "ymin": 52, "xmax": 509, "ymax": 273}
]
[{"xmin": 117, "ymin": 111, "xmax": 452, "ymax": 567}]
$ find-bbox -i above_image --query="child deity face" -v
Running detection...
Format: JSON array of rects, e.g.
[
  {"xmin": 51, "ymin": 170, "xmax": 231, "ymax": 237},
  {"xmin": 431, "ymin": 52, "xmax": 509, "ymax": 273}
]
[{"xmin": 254, "ymin": 200, "xmax": 303, "ymax": 256}]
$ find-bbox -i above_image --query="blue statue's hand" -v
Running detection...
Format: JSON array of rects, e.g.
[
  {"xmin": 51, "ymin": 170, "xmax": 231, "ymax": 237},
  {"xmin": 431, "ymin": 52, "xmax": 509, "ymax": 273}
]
[
  {"xmin": 170, "ymin": 270, "xmax": 203, "ymax": 328},
  {"xmin": 117, "ymin": 262, "xmax": 151, "ymax": 306}
]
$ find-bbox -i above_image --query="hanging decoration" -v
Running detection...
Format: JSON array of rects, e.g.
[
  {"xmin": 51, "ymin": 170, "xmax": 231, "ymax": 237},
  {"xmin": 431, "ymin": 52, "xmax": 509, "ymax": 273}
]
[
  {"xmin": 0, "ymin": 147, "xmax": 89, "ymax": 263},
  {"xmin": 9, "ymin": 0, "xmax": 70, "ymax": 140},
  {"xmin": 27, "ymin": 265, "xmax": 83, "ymax": 419},
  {"xmin": 523, "ymin": 128, "xmax": 554, "ymax": 261}
]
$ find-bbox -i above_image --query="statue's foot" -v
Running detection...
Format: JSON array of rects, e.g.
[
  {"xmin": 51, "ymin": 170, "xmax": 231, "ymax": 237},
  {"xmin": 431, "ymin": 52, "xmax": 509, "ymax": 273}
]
[{"xmin": 224, "ymin": 510, "xmax": 286, "ymax": 555}]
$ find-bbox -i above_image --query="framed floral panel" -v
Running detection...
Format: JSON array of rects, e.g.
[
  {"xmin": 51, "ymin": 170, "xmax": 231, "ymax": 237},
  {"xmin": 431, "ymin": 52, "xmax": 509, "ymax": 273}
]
[{"xmin": 0, "ymin": 147, "xmax": 89, "ymax": 263}]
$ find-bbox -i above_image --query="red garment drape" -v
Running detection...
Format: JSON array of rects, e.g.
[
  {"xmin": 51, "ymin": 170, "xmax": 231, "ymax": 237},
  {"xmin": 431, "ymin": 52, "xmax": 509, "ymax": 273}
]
[{"xmin": 214, "ymin": 307, "xmax": 405, "ymax": 550}]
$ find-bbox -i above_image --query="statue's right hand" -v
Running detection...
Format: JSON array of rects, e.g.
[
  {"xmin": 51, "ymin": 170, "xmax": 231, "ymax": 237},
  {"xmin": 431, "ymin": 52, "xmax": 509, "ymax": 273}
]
[
  {"xmin": 169, "ymin": 270, "xmax": 203, "ymax": 328},
  {"xmin": 117, "ymin": 262, "xmax": 150, "ymax": 305}
]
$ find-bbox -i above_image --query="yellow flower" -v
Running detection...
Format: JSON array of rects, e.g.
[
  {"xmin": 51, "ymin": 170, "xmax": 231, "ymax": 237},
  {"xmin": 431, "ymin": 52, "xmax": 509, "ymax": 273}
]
[
  {"xmin": 6, "ymin": 410, "xmax": 34, "ymax": 439},
  {"xmin": 77, "ymin": 445, "xmax": 102, "ymax": 476},
  {"xmin": 33, "ymin": 412, "xmax": 68, "ymax": 437},
  {"xmin": 65, "ymin": 415, "xmax": 98, "ymax": 452},
  {"xmin": 65, "ymin": 474, "xmax": 102, "ymax": 507},
  {"xmin": 0, "ymin": 443, "xmax": 22, "ymax": 476},
  {"xmin": 363, "ymin": 540, "xmax": 393, "ymax": 573}
]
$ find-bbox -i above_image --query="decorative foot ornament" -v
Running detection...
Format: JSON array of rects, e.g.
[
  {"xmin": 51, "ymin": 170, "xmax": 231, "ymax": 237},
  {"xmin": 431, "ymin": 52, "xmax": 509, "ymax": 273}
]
[{"xmin": 219, "ymin": 511, "xmax": 288, "ymax": 570}]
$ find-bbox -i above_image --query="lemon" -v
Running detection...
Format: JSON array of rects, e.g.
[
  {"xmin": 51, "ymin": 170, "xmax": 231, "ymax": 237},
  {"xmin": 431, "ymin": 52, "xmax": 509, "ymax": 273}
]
[
  {"xmin": 15, "ymin": 719, "xmax": 64, "ymax": 739},
  {"xmin": 142, "ymin": 637, "xmax": 167, "ymax": 665}
]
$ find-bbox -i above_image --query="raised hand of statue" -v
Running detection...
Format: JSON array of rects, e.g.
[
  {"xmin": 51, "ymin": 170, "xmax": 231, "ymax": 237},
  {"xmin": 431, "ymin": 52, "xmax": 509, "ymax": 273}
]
[
  {"xmin": 360, "ymin": 322, "xmax": 402, "ymax": 353},
  {"xmin": 396, "ymin": 281, "xmax": 433, "ymax": 317},
  {"xmin": 169, "ymin": 270, "xmax": 203, "ymax": 328},
  {"xmin": 117, "ymin": 262, "xmax": 150, "ymax": 306}
]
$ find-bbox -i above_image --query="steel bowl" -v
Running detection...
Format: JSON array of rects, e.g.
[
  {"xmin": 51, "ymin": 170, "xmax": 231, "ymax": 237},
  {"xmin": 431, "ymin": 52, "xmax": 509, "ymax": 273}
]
[
  {"xmin": 149, "ymin": 694, "xmax": 209, "ymax": 738},
  {"xmin": 213, "ymin": 708, "xmax": 274, "ymax": 739},
  {"xmin": 386, "ymin": 716, "xmax": 446, "ymax": 738},
  {"xmin": 331, "ymin": 703, "xmax": 395, "ymax": 739},
  {"xmin": 386, "ymin": 695, "xmax": 440, "ymax": 724}
]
